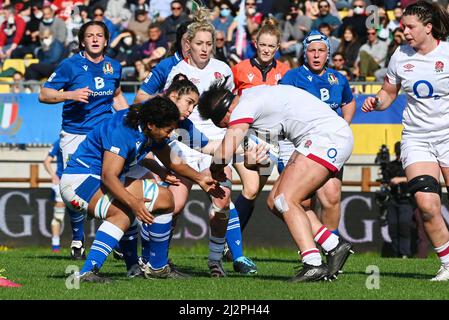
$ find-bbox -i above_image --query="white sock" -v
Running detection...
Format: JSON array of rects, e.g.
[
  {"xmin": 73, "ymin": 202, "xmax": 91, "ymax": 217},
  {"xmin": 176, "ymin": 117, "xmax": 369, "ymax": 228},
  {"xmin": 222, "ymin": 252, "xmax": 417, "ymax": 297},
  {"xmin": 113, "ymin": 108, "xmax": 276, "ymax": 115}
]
[
  {"xmin": 52, "ymin": 236, "xmax": 60, "ymax": 246},
  {"xmin": 314, "ymin": 226, "xmax": 339, "ymax": 252},
  {"xmin": 435, "ymin": 240, "xmax": 449, "ymax": 265},
  {"xmin": 301, "ymin": 248, "xmax": 322, "ymax": 266}
]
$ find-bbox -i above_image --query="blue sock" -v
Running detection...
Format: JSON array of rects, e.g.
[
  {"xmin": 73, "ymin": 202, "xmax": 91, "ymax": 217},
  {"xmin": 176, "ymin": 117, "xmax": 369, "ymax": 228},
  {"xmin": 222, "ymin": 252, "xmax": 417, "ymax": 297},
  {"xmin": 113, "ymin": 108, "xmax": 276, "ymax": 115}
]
[
  {"xmin": 331, "ymin": 229, "xmax": 340, "ymax": 237},
  {"xmin": 234, "ymin": 194, "xmax": 255, "ymax": 231},
  {"xmin": 148, "ymin": 214, "xmax": 173, "ymax": 269},
  {"xmin": 119, "ymin": 221, "xmax": 139, "ymax": 270},
  {"xmin": 80, "ymin": 221, "xmax": 124, "ymax": 274},
  {"xmin": 225, "ymin": 202, "xmax": 244, "ymax": 260},
  {"xmin": 68, "ymin": 208, "xmax": 84, "ymax": 242}
]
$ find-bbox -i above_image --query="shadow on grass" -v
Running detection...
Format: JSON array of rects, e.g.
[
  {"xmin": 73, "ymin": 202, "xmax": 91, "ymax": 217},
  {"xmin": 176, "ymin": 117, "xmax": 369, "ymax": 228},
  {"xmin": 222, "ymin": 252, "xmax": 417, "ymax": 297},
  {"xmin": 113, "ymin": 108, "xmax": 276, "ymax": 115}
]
[{"xmin": 28, "ymin": 255, "xmax": 76, "ymax": 261}]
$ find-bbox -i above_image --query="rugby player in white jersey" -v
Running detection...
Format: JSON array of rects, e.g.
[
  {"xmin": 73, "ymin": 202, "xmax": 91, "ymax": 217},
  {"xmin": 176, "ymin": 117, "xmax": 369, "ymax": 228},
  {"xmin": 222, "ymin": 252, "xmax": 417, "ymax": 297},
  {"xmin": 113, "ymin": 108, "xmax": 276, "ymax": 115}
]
[
  {"xmin": 362, "ymin": 1, "xmax": 449, "ymax": 281},
  {"xmin": 198, "ymin": 82, "xmax": 355, "ymax": 282}
]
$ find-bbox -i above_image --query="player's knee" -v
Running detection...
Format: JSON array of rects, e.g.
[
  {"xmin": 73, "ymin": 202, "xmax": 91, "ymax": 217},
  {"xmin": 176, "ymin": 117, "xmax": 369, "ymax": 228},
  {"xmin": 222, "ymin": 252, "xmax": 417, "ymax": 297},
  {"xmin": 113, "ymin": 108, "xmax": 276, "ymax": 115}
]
[
  {"xmin": 52, "ymin": 207, "xmax": 65, "ymax": 226},
  {"xmin": 242, "ymin": 183, "xmax": 259, "ymax": 200},
  {"xmin": 154, "ymin": 187, "xmax": 175, "ymax": 214},
  {"xmin": 210, "ymin": 201, "xmax": 230, "ymax": 220},
  {"xmin": 272, "ymin": 192, "xmax": 292, "ymax": 215}
]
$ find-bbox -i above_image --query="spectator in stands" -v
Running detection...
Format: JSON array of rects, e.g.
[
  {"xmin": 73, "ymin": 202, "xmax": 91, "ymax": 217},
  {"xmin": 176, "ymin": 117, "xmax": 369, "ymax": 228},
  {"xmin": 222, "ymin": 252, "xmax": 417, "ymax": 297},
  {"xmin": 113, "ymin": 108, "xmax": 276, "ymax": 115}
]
[
  {"xmin": 212, "ymin": 0, "xmax": 235, "ymax": 39},
  {"xmin": 331, "ymin": 52, "xmax": 353, "ymax": 80},
  {"xmin": 376, "ymin": 6, "xmax": 392, "ymax": 42},
  {"xmin": 0, "ymin": 5, "xmax": 26, "ymax": 62},
  {"xmin": 138, "ymin": 22, "xmax": 168, "ymax": 60},
  {"xmin": 271, "ymin": 0, "xmax": 292, "ymax": 21},
  {"xmin": 304, "ymin": 0, "xmax": 320, "ymax": 20},
  {"xmin": 24, "ymin": 28, "xmax": 64, "ymax": 81},
  {"xmin": 226, "ymin": 0, "xmax": 263, "ymax": 58},
  {"xmin": 134, "ymin": 59, "xmax": 150, "ymax": 82},
  {"xmin": 79, "ymin": 5, "xmax": 91, "ymax": 24},
  {"xmin": 337, "ymin": 0, "xmax": 368, "ymax": 44},
  {"xmin": 280, "ymin": 3, "xmax": 312, "ymax": 58},
  {"xmin": 149, "ymin": 0, "xmax": 172, "ymax": 22},
  {"xmin": 387, "ymin": 6, "xmax": 403, "ymax": 33},
  {"xmin": 106, "ymin": 29, "xmax": 141, "ymax": 78},
  {"xmin": 215, "ymin": 30, "xmax": 230, "ymax": 64},
  {"xmin": 11, "ymin": 4, "xmax": 42, "ymax": 58},
  {"xmin": 311, "ymin": 0, "xmax": 341, "ymax": 33},
  {"xmin": 336, "ymin": 25, "xmax": 362, "ymax": 71},
  {"xmin": 318, "ymin": 22, "xmax": 340, "ymax": 57},
  {"xmin": 374, "ymin": 27, "xmax": 406, "ymax": 81},
  {"xmin": 353, "ymin": 27, "xmax": 388, "ymax": 80},
  {"xmin": 105, "ymin": 0, "xmax": 132, "ymax": 27},
  {"xmin": 92, "ymin": 5, "xmax": 119, "ymax": 41},
  {"xmin": 51, "ymin": 0, "xmax": 84, "ymax": 21},
  {"xmin": 127, "ymin": 9, "xmax": 151, "ymax": 45},
  {"xmin": 162, "ymin": 1, "xmax": 190, "ymax": 46},
  {"xmin": 11, "ymin": 71, "xmax": 31, "ymax": 93},
  {"xmin": 39, "ymin": 5, "xmax": 66, "ymax": 45}
]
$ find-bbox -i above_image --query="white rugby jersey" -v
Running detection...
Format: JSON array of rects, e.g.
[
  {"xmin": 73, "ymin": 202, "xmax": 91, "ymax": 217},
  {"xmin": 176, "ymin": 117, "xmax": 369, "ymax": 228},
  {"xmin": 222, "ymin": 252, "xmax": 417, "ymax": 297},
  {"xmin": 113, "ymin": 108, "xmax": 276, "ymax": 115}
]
[
  {"xmin": 229, "ymin": 85, "xmax": 348, "ymax": 147},
  {"xmin": 165, "ymin": 58, "xmax": 234, "ymax": 140},
  {"xmin": 386, "ymin": 42, "xmax": 449, "ymax": 139}
]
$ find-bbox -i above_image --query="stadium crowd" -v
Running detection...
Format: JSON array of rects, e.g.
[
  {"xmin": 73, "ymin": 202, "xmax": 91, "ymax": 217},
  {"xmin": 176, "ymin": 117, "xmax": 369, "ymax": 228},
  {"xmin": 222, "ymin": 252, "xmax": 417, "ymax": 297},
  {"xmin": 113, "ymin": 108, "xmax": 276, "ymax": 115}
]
[{"xmin": 1, "ymin": 0, "xmax": 447, "ymax": 91}]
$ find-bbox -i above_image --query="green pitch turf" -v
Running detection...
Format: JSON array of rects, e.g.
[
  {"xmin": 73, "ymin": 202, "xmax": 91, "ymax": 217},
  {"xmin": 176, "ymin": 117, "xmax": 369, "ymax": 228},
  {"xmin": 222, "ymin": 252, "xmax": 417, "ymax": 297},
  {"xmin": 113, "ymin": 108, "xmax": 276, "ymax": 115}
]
[{"xmin": 1, "ymin": 245, "xmax": 448, "ymax": 300}]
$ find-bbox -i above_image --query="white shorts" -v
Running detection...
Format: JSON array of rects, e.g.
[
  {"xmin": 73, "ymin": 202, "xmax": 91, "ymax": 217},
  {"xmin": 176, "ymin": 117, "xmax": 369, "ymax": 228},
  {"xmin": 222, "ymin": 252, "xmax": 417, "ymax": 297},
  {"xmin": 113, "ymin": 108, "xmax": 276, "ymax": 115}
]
[
  {"xmin": 60, "ymin": 173, "xmax": 101, "ymax": 217},
  {"xmin": 295, "ymin": 126, "xmax": 353, "ymax": 173},
  {"xmin": 401, "ymin": 137, "xmax": 449, "ymax": 168},
  {"xmin": 60, "ymin": 130, "xmax": 87, "ymax": 168},
  {"xmin": 52, "ymin": 184, "xmax": 63, "ymax": 203}
]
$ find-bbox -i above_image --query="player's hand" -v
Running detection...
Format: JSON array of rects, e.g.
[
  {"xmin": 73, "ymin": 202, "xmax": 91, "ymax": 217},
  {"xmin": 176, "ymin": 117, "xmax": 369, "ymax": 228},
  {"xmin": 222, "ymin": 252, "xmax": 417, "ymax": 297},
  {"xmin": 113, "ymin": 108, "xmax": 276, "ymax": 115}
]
[
  {"xmin": 163, "ymin": 172, "xmax": 181, "ymax": 185},
  {"xmin": 209, "ymin": 163, "xmax": 226, "ymax": 181},
  {"xmin": 130, "ymin": 197, "xmax": 155, "ymax": 224},
  {"xmin": 69, "ymin": 86, "xmax": 93, "ymax": 103},
  {"xmin": 244, "ymin": 143, "xmax": 270, "ymax": 170},
  {"xmin": 361, "ymin": 96, "xmax": 379, "ymax": 113},
  {"xmin": 198, "ymin": 170, "xmax": 226, "ymax": 199}
]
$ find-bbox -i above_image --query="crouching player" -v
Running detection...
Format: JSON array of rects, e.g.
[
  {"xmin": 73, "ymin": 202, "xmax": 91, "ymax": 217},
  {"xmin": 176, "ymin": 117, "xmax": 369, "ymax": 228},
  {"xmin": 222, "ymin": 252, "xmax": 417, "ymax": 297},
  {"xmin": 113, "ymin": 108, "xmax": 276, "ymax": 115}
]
[
  {"xmin": 198, "ymin": 83, "xmax": 354, "ymax": 282},
  {"xmin": 59, "ymin": 96, "xmax": 223, "ymax": 283}
]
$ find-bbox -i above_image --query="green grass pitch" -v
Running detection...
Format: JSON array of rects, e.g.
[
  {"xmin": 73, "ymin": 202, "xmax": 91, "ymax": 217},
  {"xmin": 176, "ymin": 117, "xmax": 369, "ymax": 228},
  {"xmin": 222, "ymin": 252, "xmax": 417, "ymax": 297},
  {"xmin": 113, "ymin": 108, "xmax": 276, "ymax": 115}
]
[{"xmin": 1, "ymin": 245, "xmax": 449, "ymax": 300}]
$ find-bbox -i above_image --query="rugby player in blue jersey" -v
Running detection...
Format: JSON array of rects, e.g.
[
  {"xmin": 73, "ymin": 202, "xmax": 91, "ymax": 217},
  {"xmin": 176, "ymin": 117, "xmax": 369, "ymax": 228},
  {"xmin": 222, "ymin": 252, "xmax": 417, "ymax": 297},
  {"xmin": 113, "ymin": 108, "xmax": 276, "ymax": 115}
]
[
  {"xmin": 279, "ymin": 30, "xmax": 356, "ymax": 238},
  {"xmin": 39, "ymin": 21, "xmax": 129, "ymax": 260},
  {"xmin": 59, "ymin": 96, "xmax": 223, "ymax": 283}
]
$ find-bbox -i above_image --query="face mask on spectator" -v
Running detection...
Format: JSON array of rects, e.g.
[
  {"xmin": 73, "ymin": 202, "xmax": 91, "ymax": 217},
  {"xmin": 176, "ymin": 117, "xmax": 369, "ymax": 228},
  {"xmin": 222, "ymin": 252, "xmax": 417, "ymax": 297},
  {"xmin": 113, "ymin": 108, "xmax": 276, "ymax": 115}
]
[
  {"xmin": 353, "ymin": 6, "xmax": 364, "ymax": 15},
  {"xmin": 123, "ymin": 36, "xmax": 133, "ymax": 46},
  {"xmin": 34, "ymin": 11, "xmax": 43, "ymax": 19},
  {"xmin": 247, "ymin": 7, "xmax": 256, "ymax": 15},
  {"xmin": 42, "ymin": 36, "xmax": 53, "ymax": 46},
  {"xmin": 22, "ymin": 15, "xmax": 30, "ymax": 23},
  {"xmin": 43, "ymin": 18, "xmax": 54, "ymax": 24},
  {"xmin": 220, "ymin": 8, "xmax": 231, "ymax": 17}
]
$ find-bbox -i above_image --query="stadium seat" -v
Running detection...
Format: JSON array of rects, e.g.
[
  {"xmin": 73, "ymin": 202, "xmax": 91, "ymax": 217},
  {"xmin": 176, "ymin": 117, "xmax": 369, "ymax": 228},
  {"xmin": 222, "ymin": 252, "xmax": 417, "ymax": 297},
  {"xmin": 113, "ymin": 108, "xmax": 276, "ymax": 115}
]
[
  {"xmin": 338, "ymin": 9, "xmax": 349, "ymax": 20},
  {"xmin": 2, "ymin": 59, "xmax": 26, "ymax": 75},
  {"xmin": 24, "ymin": 58, "xmax": 39, "ymax": 68},
  {"xmin": 0, "ymin": 84, "xmax": 10, "ymax": 93},
  {"xmin": 387, "ymin": 10, "xmax": 395, "ymax": 21}
]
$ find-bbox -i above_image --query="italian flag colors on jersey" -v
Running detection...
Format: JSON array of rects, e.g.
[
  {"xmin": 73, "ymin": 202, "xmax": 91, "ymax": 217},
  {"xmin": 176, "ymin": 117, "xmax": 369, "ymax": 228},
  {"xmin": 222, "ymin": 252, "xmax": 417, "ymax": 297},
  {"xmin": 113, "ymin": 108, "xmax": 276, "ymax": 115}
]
[{"xmin": 0, "ymin": 102, "xmax": 18, "ymax": 129}]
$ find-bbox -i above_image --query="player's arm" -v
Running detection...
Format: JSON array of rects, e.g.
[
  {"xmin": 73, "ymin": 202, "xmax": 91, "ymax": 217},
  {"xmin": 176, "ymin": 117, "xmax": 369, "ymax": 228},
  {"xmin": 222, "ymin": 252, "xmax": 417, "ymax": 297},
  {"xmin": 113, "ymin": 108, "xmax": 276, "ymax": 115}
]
[
  {"xmin": 210, "ymin": 123, "xmax": 249, "ymax": 176},
  {"xmin": 134, "ymin": 89, "xmax": 155, "ymax": 104},
  {"xmin": 43, "ymin": 154, "xmax": 59, "ymax": 184},
  {"xmin": 150, "ymin": 145, "xmax": 225, "ymax": 198},
  {"xmin": 39, "ymin": 86, "xmax": 93, "ymax": 104},
  {"xmin": 361, "ymin": 80, "xmax": 401, "ymax": 112},
  {"xmin": 112, "ymin": 87, "xmax": 129, "ymax": 111},
  {"xmin": 341, "ymin": 99, "xmax": 356, "ymax": 124},
  {"xmin": 102, "ymin": 151, "xmax": 154, "ymax": 224}
]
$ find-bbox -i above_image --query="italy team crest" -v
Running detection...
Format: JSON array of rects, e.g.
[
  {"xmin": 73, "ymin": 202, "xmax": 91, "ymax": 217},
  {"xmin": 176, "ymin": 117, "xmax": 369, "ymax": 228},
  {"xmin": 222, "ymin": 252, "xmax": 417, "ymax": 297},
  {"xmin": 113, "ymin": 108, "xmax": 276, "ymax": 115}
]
[
  {"xmin": 103, "ymin": 62, "xmax": 113, "ymax": 75},
  {"xmin": 0, "ymin": 100, "xmax": 22, "ymax": 135},
  {"xmin": 328, "ymin": 73, "xmax": 339, "ymax": 85}
]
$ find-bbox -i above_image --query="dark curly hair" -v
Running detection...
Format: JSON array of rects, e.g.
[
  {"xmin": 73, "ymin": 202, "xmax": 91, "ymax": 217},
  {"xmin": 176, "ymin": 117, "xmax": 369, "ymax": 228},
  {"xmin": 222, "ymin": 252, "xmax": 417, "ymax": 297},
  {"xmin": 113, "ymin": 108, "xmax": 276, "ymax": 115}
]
[
  {"xmin": 165, "ymin": 73, "xmax": 199, "ymax": 98},
  {"xmin": 126, "ymin": 96, "xmax": 180, "ymax": 130}
]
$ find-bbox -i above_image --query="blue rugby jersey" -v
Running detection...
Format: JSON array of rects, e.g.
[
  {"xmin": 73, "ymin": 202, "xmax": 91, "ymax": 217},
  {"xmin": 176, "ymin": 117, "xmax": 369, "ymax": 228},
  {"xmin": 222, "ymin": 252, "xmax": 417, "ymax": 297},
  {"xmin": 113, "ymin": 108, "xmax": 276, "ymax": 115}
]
[
  {"xmin": 43, "ymin": 52, "xmax": 122, "ymax": 134},
  {"xmin": 280, "ymin": 65, "xmax": 353, "ymax": 111}
]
